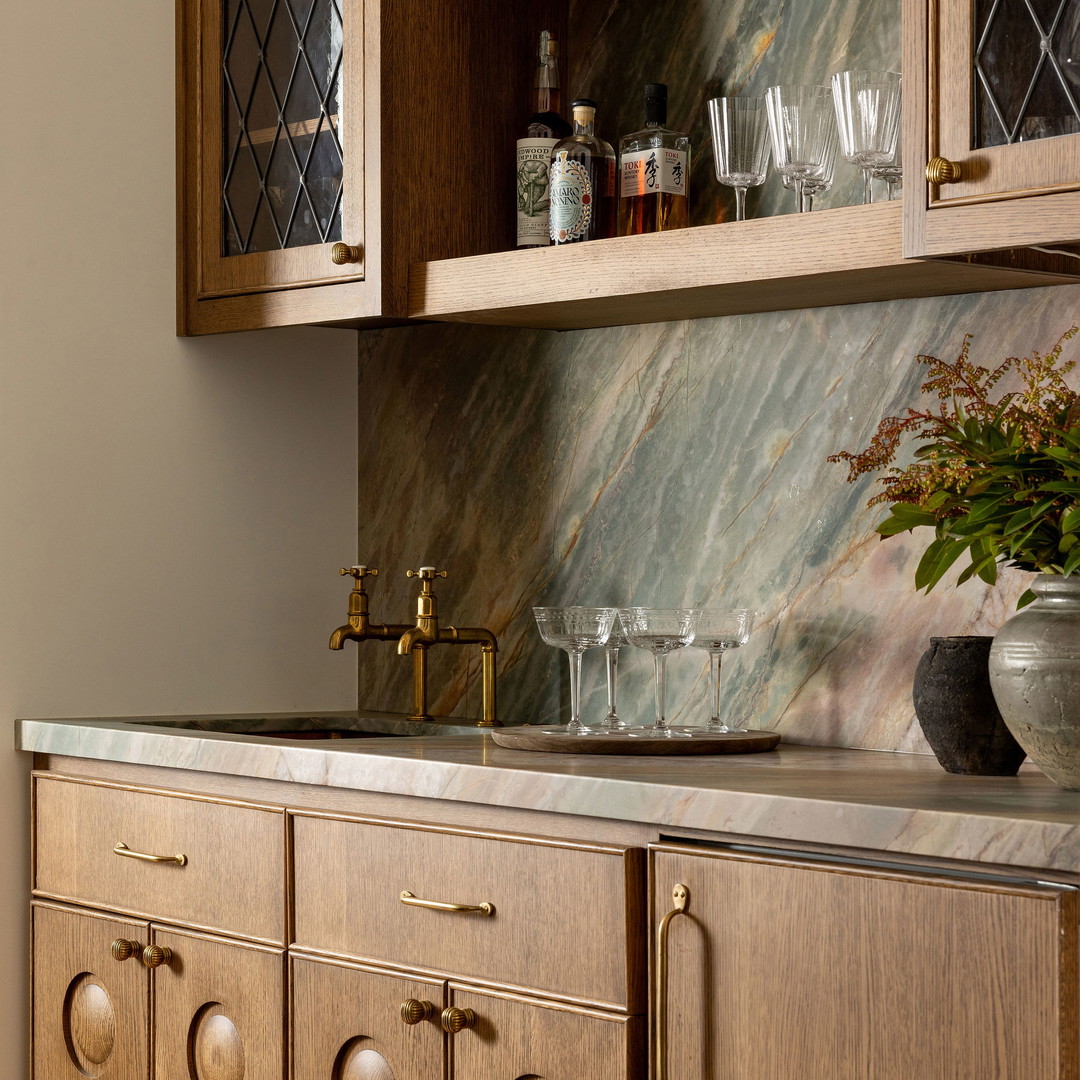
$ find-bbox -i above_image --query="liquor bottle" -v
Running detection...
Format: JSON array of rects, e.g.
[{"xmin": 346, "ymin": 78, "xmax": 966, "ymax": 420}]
[
  {"xmin": 548, "ymin": 100, "xmax": 617, "ymax": 245},
  {"xmin": 516, "ymin": 31, "xmax": 571, "ymax": 248},
  {"xmin": 617, "ymin": 83, "xmax": 690, "ymax": 236}
]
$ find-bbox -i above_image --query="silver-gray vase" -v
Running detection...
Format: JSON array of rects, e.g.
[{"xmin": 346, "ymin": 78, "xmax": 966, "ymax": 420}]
[{"xmin": 988, "ymin": 576, "xmax": 1080, "ymax": 790}]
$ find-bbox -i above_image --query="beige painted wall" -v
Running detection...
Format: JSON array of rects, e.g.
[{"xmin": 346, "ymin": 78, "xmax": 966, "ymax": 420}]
[{"xmin": 1, "ymin": 0, "xmax": 359, "ymax": 1067}]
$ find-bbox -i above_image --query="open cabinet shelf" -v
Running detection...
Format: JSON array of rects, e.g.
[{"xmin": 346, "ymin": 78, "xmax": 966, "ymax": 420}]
[{"xmin": 406, "ymin": 201, "xmax": 1080, "ymax": 331}]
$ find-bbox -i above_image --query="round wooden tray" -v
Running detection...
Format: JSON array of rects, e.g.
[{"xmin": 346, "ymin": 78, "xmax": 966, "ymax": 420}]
[{"xmin": 489, "ymin": 727, "xmax": 780, "ymax": 756}]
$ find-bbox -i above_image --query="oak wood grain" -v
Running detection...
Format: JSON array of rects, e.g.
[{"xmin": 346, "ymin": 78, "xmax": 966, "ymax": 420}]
[
  {"xmin": 33, "ymin": 776, "xmax": 286, "ymax": 944},
  {"xmin": 651, "ymin": 842, "xmax": 1079, "ymax": 1080}
]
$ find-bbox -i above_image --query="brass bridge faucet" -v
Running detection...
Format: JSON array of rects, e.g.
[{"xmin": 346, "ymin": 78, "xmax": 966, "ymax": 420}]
[{"xmin": 329, "ymin": 565, "xmax": 499, "ymax": 727}]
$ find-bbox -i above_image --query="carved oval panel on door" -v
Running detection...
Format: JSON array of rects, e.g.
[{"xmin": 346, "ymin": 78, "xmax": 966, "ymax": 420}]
[
  {"xmin": 189, "ymin": 1002, "xmax": 245, "ymax": 1080},
  {"xmin": 63, "ymin": 972, "xmax": 116, "ymax": 1075},
  {"xmin": 334, "ymin": 1038, "xmax": 398, "ymax": 1080}
]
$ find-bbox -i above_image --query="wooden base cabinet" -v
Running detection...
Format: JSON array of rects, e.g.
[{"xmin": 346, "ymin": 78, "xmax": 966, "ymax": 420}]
[{"xmin": 652, "ymin": 842, "xmax": 1080, "ymax": 1080}]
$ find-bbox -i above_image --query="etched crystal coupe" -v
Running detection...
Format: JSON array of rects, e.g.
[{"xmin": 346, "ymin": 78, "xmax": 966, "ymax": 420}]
[
  {"xmin": 598, "ymin": 626, "xmax": 629, "ymax": 730},
  {"xmin": 534, "ymin": 606, "xmax": 616, "ymax": 734},
  {"xmin": 692, "ymin": 609, "xmax": 755, "ymax": 732},
  {"xmin": 619, "ymin": 607, "xmax": 701, "ymax": 735}
]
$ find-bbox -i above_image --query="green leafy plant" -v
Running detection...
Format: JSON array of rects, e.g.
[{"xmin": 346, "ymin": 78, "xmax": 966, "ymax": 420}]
[{"xmin": 828, "ymin": 327, "xmax": 1080, "ymax": 606}]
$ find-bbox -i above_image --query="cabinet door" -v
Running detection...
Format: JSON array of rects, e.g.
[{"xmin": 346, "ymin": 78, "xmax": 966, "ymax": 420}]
[
  {"xmin": 32, "ymin": 902, "xmax": 149, "ymax": 1080},
  {"xmin": 182, "ymin": 0, "xmax": 366, "ymax": 301},
  {"xmin": 448, "ymin": 984, "xmax": 644, "ymax": 1080},
  {"xmin": 905, "ymin": 0, "xmax": 1080, "ymax": 254},
  {"xmin": 653, "ymin": 843, "xmax": 1078, "ymax": 1080},
  {"xmin": 291, "ymin": 955, "xmax": 445, "ymax": 1079},
  {"xmin": 152, "ymin": 926, "xmax": 285, "ymax": 1080}
]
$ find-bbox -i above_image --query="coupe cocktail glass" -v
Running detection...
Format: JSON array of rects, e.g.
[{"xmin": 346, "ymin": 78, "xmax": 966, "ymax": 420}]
[
  {"xmin": 619, "ymin": 608, "xmax": 700, "ymax": 735},
  {"xmin": 534, "ymin": 607, "xmax": 616, "ymax": 734},
  {"xmin": 692, "ymin": 609, "xmax": 755, "ymax": 732},
  {"xmin": 598, "ymin": 626, "xmax": 629, "ymax": 730}
]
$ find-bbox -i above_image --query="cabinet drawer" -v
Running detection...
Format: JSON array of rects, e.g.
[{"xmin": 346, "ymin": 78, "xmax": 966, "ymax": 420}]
[
  {"xmin": 34, "ymin": 776, "xmax": 285, "ymax": 943},
  {"xmin": 292, "ymin": 814, "xmax": 644, "ymax": 1009}
]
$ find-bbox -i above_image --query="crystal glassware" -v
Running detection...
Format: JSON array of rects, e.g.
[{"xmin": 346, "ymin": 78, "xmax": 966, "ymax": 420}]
[
  {"xmin": 691, "ymin": 609, "xmax": 755, "ymax": 732},
  {"xmin": 765, "ymin": 84, "xmax": 839, "ymax": 213},
  {"xmin": 830, "ymin": 69, "xmax": 902, "ymax": 205},
  {"xmin": 871, "ymin": 136, "xmax": 902, "ymax": 201},
  {"xmin": 707, "ymin": 95, "xmax": 772, "ymax": 222},
  {"xmin": 780, "ymin": 122, "xmax": 837, "ymax": 211},
  {"xmin": 598, "ymin": 627, "xmax": 629, "ymax": 729},
  {"xmin": 534, "ymin": 606, "xmax": 616, "ymax": 733},
  {"xmin": 619, "ymin": 608, "xmax": 700, "ymax": 735}
]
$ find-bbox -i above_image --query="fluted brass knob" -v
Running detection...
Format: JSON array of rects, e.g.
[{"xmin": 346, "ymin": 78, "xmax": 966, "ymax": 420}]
[
  {"xmin": 400, "ymin": 999, "xmax": 436, "ymax": 1025},
  {"xmin": 110, "ymin": 938, "xmax": 141, "ymax": 962},
  {"xmin": 440, "ymin": 1007, "xmax": 477, "ymax": 1034},
  {"xmin": 141, "ymin": 944, "xmax": 173, "ymax": 969},
  {"xmin": 331, "ymin": 242, "xmax": 362, "ymax": 265},
  {"xmin": 925, "ymin": 157, "xmax": 962, "ymax": 184}
]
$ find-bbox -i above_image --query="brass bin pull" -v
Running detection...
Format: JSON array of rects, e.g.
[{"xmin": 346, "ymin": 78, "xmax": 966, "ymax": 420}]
[
  {"xmin": 114, "ymin": 841, "xmax": 188, "ymax": 866},
  {"xmin": 656, "ymin": 883, "xmax": 690, "ymax": 1080},
  {"xmin": 399, "ymin": 890, "xmax": 495, "ymax": 916}
]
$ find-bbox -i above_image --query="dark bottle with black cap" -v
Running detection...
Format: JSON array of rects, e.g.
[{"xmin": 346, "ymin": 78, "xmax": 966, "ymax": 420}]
[
  {"xmin": 548, "ymin": 99, "xmax": 617, "ymax": 244},
  {"xmin": 618, "ymin": 83, "xmax": 690, "ymax": 235}
]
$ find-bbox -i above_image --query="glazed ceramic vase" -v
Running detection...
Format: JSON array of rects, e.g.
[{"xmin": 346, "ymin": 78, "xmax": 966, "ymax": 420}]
[
  {"xmin": 912, "ymin": 636, "xmax": 1025, "ymax": 775},
  {"xmin": 989, "ymin": 577, "xmax": 1080, "ymax": 790}
]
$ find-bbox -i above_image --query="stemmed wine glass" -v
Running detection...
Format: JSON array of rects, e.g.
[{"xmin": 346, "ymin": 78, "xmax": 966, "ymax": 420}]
[
  {"xmin": 707, "ymin": 95, "xmax": 772, "ymax": 222},
  {"xmin": 780, "ymin": 122, "xmax": 837, "ymax": 211},
  {"xmin": 871, "ymin": 136, "xmax": 902, "ymax": 201},
  {"xmin": 598, "ymin": 627, "xmax": 629, "ymax": 730},
  {"xmin": 691, "ymin": 609, "xmax": 755, "ymax": 732},
  {"xmin": 534, "ymin": 607, "xmax": 616, "ymax": 734},
  {"xmin": 765, "ymin": 84, "xmax": 839, "ymax": 213},
  {"xmin": 830, "ymin": 70, "xmax": 902, "ymax": 205},
  {"xmin": 619, "ymin": 608, "xmax": 700, "ymax": 735}
]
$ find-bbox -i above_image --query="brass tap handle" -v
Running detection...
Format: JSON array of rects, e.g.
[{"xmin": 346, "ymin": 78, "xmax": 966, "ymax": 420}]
[
  {"xmin": 925, "ymin": 156, "xmax": 962, "ymax": 185},
  {"xmin": 440, "ymin": 1007, "xmax": 477, "ymax": 1034},
  {"xmin": 406, "ymin": 567, "xmax": 447, "ymax": 581},
  {"xmin": 114, "ymin": 841, "xmax": 187, "ymax": 866},
  {"xmin": 340, "ymin": 566, "xmax": 378, "ymax": 581},
  {"xmin": 656, "ymin": 884, "xmax": 690, "ymax": 1080},
  {"xmin": 400, "ymin": 890, "xmax": 495, "ymax": 916},
  {"xmin": 400, "ymin": 999, "xmax": 436, "ymax": 1025},
  {"xmin": 111, "ymin": 938, "xmax": 142, "ymax": 962},
  {"xmin": 141, "ymin": 944, "xmax": 173, "ymax": 969}
]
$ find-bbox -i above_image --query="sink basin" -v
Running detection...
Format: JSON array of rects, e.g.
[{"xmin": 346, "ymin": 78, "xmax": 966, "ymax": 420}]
[{"xmin": 125, "ymin": 711, "xmax": 486, "ymax": 740}]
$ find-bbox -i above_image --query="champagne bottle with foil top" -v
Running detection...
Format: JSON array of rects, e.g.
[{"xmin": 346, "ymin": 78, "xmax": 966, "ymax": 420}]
[
  {"xmin": 548, "ymin": 99, "xmax": 616, "ymax": 245},
  {"xmin": 618, "ymin": 83, "xmax": 690, "ymax": 235},
  {"xmin": 516, "ymin": 31, "xmax": 571, "ymax": 248}
]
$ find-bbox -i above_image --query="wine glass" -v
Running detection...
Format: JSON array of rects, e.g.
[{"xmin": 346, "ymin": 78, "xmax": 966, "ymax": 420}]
[
  {"xmin": 619, "ymin": 608, "xmax": 700, "ymax": 735},
  {"xmin": 871, "ymin": 137, "xmax": 902, "ymax": 201},
  {"xmin": 707, "ymin": 96, "xmax": 772, "ymax": 222},
  {"xmin": 691, "ymin": 609, "xmax": 755, "ymax": 732},
  {"xmin": 765, "ymin": 84, "xmax": 839, "ymax": 213},
  {"xmin": 534, "ymin": 607, "xmax": 616, "ymax": 734},
  {"xmin": 830, "ymin": 70, "xmax": 902, "ymax": 205},
  {"xmin": 780, "ymin": 123, "xmax": 837, "ymax": 211},
  {"xmin": 598, "ymin": 626, "xmax": 629, "ymax": 730}
]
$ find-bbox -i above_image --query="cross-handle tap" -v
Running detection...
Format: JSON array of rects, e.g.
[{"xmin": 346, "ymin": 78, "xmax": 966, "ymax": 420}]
[
  {"xmin": 399, "ymin": 566, "xmax": 447, "ymax": 648},
  {"xmin": 328, "ymin": 565, "xmax": 411, "ymax": 650}
]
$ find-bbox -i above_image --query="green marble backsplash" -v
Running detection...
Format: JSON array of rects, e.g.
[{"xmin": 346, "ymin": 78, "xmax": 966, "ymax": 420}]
[{"xmin": 353, "ymin": 285, "xmax": 1080, "ymax": 750}]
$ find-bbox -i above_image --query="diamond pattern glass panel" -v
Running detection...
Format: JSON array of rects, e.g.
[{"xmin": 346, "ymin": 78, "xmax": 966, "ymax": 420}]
[
  {"xmin": 222, "ymin": 0, "xmax": 343, "ymax": 256},
  {"xmin": 974, "ymin": 0, "xmax": 1080, "ymax": 147}
]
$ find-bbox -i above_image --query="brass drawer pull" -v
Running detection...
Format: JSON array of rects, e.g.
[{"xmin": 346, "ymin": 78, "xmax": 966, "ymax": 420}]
[
  {"xmin": 656, "ymin": 884, "xmax": 690, "ymax": 1080},
  {"xmin": 440, "ymin": 1007, "xmax": 476, "ymax": 1034},
  {"xmin": 400, "ymin": 999, "xmax": 436, "ymax": 1025},
  {"xmin": 399, "ymin": 890, "xmax": 495, "ymax": 916},
  {"xmin": 110, "ymin": 938, "xmax": 142, "ymax": 962},
  {"xmin": 114, "ymin": 841, "xmax": 188, "ymax": 866},
  {"xmin": 141, "ymin": 944, "xmax": 173, "ymax": 968}
]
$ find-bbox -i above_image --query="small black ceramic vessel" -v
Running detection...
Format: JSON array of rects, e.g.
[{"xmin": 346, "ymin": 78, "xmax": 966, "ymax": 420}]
[{"xmin": 912, "ymin": 636, "xmax": 1026, "ymax": 776}]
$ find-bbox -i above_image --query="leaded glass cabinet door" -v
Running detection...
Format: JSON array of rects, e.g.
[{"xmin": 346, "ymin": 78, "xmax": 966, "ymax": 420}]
[{"xmin": 193, "ymin": 0, "xmax": 364, "ymax": 299}]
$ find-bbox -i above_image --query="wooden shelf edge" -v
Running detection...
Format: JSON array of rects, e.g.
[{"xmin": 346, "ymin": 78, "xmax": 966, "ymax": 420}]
[{"xmin": 407, "ymin": 202, "xmax": 1080, "ymax": 331}]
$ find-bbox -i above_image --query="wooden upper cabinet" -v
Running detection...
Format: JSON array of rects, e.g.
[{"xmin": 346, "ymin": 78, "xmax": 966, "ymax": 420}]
[
  {"xmin": 652, "ymin": 842, "xmax": 1079, "ymax": 1080},
  {"xmin": 177, "ymin": 0, "xmax": 565, "ymax": 335},
  {"xmin": 905, "ymin": 0, "xmax": 1080, "ymax": 256}
]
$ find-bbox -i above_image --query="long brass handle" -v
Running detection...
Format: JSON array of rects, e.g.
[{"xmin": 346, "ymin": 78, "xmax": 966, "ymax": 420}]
[
  {"xmin": 110, "ymin": 938, "xmax": 142, "ymax": 962},
  {"xmin": 141, "ymin": 944, "xmax": 173, "ymax": 969},
  {"xmin": 400, "ymin": 999, "xmax": 436, "ymax": 1025},
  {"xmin": 440, "ymin": 1007, "xmax": 477, "ymax": 1034},
  {"xmin": 656, "ymin": 883, "xmax": 690, "ymax": 1080},
  {"xmin": 399, "ymin": 890, "xmax": 494, "ymax": 916},
  {"xmin": 114, "ymin": 841, "xmax": 187, "ymax": 866}
]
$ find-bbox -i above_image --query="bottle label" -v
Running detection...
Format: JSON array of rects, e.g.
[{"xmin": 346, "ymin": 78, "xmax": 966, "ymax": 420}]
[
  {"xmin": 549, "ymin": 151, "xmax": 594, "ymax": 242},
  {"xmin": 619, "ymin": 148, "xmax": 688, "ymax": 198},
  {"xmin": 516, "ymin": 138, "xmax": 559, "ymax": 246}
]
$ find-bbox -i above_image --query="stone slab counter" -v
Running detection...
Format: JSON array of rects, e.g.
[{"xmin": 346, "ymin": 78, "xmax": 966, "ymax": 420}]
[{"xmin": 16, "ymin": 715, "xmax": 1080, "ymax": 874}]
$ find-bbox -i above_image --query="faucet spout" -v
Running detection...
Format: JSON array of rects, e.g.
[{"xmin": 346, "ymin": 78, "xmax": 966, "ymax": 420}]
[{"xmin": 329, "ymin": 623, "xmax": 360, "ymax": 650}]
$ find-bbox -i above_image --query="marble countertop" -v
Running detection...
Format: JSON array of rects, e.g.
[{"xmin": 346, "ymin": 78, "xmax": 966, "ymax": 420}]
[{"xmin": 16, "ymin": 714, "xmax": 1080, "ymax": 874}]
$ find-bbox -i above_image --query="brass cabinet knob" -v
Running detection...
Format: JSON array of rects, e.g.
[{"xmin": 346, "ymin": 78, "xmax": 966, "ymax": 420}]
[
  {"xmin": 141, "ymin": 944, "xmax": 173, "ymax": 969},
  {"xmin": 110, "ymin": 938, "xmax": 142, "ymax": 962},
  {"xmin": 925, "ymin": 157, "xmax": 963, "ymax": 184},
  {"xmin": 331, "ymin": 242, "xmax": 362, "ymax": 265},
  {"xmin": 440, "ymin": 1007, "xmax": 477, "ymax": 1034},
  {"xmin": 400, "ymin": 999, "xmax": 436, "ymax": 1025}
]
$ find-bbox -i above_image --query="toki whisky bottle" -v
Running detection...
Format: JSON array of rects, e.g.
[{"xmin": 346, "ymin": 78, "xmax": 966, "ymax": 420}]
[
  {"xmin": 516, "ymin": 31, "xmax": 572, "ymax": 248},
  {"xmin": 617, "ymin": 83, "xmax": 690, "ymax": 236},
  {"xmin": 548, "ymin": 99, "xmax": 616, "ymax": 245}
]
